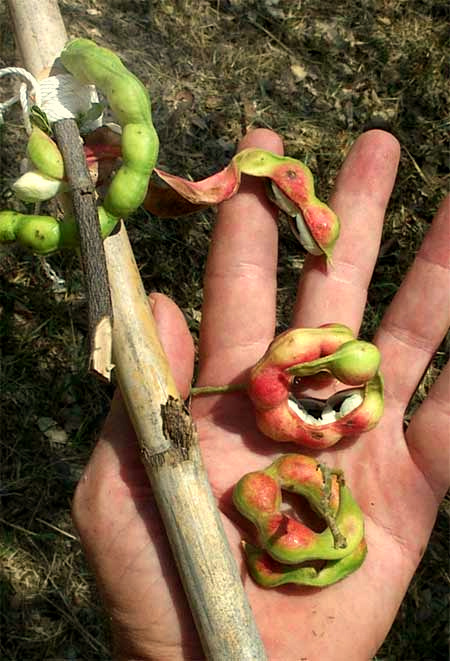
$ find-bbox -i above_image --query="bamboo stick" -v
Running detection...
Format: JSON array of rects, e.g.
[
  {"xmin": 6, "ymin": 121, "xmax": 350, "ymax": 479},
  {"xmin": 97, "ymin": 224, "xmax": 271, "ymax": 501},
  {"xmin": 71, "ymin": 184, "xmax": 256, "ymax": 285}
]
[{"xmin": 7, "ymin": 2, "xmax": 267, "ymax": 658}]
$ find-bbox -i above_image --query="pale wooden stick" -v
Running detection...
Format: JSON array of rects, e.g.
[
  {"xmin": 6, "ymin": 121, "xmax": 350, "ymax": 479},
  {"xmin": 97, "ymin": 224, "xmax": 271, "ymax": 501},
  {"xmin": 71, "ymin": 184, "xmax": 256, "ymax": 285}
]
[
  {"xmin": 107, "ymin": 226, "xmax": 267, "ymax": 659},
  {"xmin": 7, "ymin": 2, "xmax": 267, "ymax": 658}
]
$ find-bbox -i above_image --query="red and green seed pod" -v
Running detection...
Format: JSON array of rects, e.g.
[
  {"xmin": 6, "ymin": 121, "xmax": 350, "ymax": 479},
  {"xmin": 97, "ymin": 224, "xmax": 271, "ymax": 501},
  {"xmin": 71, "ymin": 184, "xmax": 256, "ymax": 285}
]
[
  {"xmin": 235, "ymin": 149, "xmax": 340, "ymax": 259},
  {"xmin": 233, "ymin": 455, "xmax": 365, "ymax": 564},
  {"xmin": 243, "ymin": 538, "xmax": 367, "ymax": 588},
  {"xmin": 247, "ymin": 324, "xmax": 384, "ymax": 449},
  {"xmin": 152, "ymin": 147, "xmax": 339, "ymax": 259}
]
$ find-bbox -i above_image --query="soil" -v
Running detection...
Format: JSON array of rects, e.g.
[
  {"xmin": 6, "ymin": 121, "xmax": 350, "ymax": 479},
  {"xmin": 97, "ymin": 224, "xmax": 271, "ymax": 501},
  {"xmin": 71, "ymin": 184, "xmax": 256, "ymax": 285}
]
[{"xmin": 0, "ymin": 1, "xmax": 448, "ymax": 659}]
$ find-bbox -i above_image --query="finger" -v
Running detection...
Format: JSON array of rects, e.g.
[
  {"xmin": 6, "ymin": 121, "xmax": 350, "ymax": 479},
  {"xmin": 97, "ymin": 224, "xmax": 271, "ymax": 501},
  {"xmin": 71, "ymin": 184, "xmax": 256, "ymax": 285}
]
[
  {"xmin": 406, "ymin": 360, "xmax": 450, "ymax": 502},
  {"xmin": 150, "ymin": 292, "xmax": 195, "ymax": 399},
  {"xmin": 374, "ymin": 195, "xmax": 450, "ymax": 407},
  {"xmin": 292, "ymin": 130, "xmax": 400, "ymax": 332},
  {"xmin": 197, "ymin": 128, "xmax": 283, "ymax": 385}
]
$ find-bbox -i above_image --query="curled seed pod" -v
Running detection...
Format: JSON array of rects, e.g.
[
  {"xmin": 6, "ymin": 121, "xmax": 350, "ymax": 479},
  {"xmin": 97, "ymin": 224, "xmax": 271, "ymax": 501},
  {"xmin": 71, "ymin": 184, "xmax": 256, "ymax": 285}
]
[
  {"xmin": 248, "ymin": 324, "xmax": 384, "ymax": 448},
  {"xmin": 152, "ymin": 147, "xmax": 339, "ymax": 259},
  {"xmin": 243, "ymin": 538, "xmax": 367, "ymax": 588},
  {"xmin": 233, "ymin": 454, "xmax": 365, "ymax": 565},
  {"xmin": 60, "ymin": 38, "xmax": 159, "ymax": 219},
  {"xmin": 0, "ymin": 208, "xmax": 118, "ymax": 255}
]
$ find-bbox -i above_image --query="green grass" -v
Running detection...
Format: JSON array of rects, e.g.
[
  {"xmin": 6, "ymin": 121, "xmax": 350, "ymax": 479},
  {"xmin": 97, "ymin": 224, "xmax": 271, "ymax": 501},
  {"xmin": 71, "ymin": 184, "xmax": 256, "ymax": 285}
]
[{"xmin": 0, "ymin": 0, "xmax": 449, "ymax": 658}]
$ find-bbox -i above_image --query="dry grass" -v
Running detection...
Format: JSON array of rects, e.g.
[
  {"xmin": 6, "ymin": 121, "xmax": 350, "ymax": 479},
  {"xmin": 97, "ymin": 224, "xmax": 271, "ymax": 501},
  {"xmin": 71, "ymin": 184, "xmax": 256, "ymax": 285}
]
[{"xmin": 0, "ymin": 1, "xmax": 449, "ymax": 659}]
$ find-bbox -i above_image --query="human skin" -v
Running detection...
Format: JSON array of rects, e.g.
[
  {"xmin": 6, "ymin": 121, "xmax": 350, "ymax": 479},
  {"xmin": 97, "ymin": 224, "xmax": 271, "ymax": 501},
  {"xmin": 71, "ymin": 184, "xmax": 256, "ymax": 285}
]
[{"xmin": 72, "ymin": 128, "xmax": 450, "ymax": 660}]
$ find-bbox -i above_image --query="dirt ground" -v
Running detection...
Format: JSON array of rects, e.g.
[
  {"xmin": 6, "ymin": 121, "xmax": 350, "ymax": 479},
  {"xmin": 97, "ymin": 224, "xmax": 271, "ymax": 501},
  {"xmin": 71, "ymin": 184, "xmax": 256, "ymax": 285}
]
[{"xmin": 0, "ymin": 1, "xmax": 449, "ymax": 659}]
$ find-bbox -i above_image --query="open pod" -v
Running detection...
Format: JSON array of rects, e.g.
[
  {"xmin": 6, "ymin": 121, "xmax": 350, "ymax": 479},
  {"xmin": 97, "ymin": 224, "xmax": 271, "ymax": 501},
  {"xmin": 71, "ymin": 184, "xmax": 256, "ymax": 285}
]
[
  {"xmin": 150, "ymin": 148, "xmax": 340, "ymax": 260},
  {"xmin": 247, "ymin": 323, "xmax": 384, "ymax": 449}
]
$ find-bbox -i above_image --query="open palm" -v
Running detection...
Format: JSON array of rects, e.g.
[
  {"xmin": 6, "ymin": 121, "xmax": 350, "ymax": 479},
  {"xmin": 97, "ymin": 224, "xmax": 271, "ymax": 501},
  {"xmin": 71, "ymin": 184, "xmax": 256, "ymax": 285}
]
[{"xmin": 73, "ymin": 129, "xmax": 449, "ymax": 660}]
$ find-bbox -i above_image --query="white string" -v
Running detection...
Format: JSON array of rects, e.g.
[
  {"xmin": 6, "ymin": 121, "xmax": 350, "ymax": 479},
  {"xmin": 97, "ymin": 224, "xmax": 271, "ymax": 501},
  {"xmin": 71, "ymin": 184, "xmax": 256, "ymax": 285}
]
[
  {"xmin": 39, "ymin": 74, "xmax": 100, "ymax": 122},
  {"xmin": 0, "ymin": 66, "xmax": 101, "ymax": 133},
  {"xmin": 0, "ymin": 67, "xmax": 41, "ymax": 133}
]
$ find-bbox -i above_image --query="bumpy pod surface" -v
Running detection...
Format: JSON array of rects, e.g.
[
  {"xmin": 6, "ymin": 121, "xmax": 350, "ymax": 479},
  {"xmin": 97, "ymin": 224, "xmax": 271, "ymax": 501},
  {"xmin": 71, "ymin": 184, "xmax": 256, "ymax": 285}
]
[
  {"xmin": 0, "ymin": 208, "xmax": 117, "ymax": 255},
  {"xmin": 233, "ymin": 454, "xmax": 365, "ymax": 565},
  {"xmin": 151, "ymin": 147, "xmax": 339, "ymax": 259},
  {"xmin": 243, "ymin": 538, "xmax": 367, "ymax": 588},
  {"xmin": 60, "ymin": 38, "xmax": 159, "ymax": 219},
  {"xmin": 247, "ymin": 323, "xmax": 384, "ymax": 449}
]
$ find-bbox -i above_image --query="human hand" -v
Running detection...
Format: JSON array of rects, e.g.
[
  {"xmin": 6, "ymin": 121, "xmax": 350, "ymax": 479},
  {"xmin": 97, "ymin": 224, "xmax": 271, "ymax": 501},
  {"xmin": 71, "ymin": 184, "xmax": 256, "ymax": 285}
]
[{"xmin": 73, "ymin": 128, "xmax": 450, "ymax": 660}]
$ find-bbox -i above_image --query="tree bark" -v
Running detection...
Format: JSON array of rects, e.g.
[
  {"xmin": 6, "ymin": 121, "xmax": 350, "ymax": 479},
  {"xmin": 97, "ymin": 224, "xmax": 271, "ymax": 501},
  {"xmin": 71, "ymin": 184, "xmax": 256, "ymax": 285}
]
[{"xmin": 53, "ymin": 118, "xmax": 113, "ymax": 381}]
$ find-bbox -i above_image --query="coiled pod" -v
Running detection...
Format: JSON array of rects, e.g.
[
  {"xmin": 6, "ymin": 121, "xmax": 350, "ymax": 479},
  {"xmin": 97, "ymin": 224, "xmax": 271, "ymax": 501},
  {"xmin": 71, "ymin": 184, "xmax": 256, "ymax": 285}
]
[
  {"xmin": 233, "ymin": 454, "xmax": 366, "ymax": 587},
  {"xmin": 247, "ymin": 323, "xmax": 384, "ymax": 449}
]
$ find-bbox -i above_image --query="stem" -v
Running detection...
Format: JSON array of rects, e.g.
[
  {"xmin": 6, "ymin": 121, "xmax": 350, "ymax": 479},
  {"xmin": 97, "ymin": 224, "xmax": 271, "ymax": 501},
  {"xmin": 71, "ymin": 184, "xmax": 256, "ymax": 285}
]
[
  {"xmin": 287, "ymin": 354, "xmax": 334, "ymax": 377},
  {"xmin": 318, "ymin": 464, "xmax": 347, "ymax": 550},
  {"xmin": 53, "ymin": 118, "xmax": 113, "ymax": 382},
  {"xmin": 107, "ymin": 227, "xmax": 267, "ymax": 659},
  {"xmin": 190, "ymin": 382, "xmax": 247, "ymax": 396}
]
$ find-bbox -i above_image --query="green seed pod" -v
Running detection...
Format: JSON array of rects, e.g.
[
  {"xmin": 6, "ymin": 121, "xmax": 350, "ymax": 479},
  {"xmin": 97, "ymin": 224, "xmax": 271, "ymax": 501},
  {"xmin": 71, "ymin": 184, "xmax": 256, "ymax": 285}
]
[
  {"xmin": 243, "ymin": 538, "xmax": 367, "ymax": 588},
  {"xmin": 233, "ymin": 455, "xmax": 365, "ymax": 565},
  {"xmin": 26, "ymin": 127, "xmax": 65, "ymax": 180},
  {"xmin": 0, "ymin": 207, "xmax": 118, "ymax": 255},
  {"xmin": 60, "ymin": 38, "xmax": 159, "ymax": 219}
]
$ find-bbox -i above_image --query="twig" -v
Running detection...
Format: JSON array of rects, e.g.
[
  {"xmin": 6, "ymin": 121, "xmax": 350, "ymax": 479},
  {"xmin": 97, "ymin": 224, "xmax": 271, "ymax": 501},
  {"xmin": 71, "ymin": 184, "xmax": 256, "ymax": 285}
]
[
  {"xmin": 106, "ymin": 227, "xmax": 268, "ymax": 659},
  {"xmin": 36, "ymin": 517, "xmax": 78, "ymax": 540},
  {"xmin": 53, "ymin": 118, "xmax": 113, "ymax": 381},
  {"xmin": 0, "ymin": 516, "xmax": 40, "ymax": 536}
]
